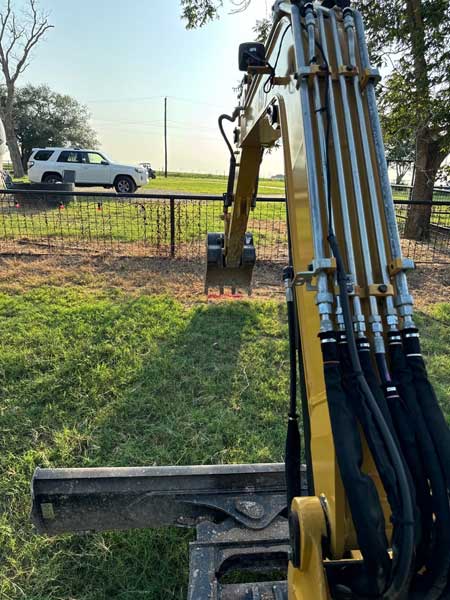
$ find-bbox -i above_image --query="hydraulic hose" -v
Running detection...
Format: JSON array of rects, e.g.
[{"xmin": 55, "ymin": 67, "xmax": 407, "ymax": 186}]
[
  {"xmin": 290, "ymin": 3, "xmax": 416, "ymax": 596},
  {"xmin": 284, "ymin": 265, "xmax": 303, "ymax": 510},
  {"xmin": 329, "ymin": 233, "xmax": 415, "ymax": 600},
  {"xmin": 218, "ymin": 110, "xmax": 240, "ymax": 207}
]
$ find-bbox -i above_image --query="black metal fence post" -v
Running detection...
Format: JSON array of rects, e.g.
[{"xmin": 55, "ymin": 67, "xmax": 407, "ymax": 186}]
[{"xmin": 170, "ymin": 197, "xmax": 176, "ymax": 258}]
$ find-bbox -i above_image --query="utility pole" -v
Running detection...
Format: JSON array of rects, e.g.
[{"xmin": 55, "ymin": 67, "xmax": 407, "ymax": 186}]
[{"xmin": 164, "ymin": 97, "xmax": 168, "ymax": 178}]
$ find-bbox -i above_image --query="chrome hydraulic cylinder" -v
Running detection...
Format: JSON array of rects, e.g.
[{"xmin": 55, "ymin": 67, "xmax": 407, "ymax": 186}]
[
  {"xmin": 329, "ymin": 10, "xmax": 385, "ymax": 351},
  {"xmin": 353, "ymin": 10, "xmax": 415, "ymax": 330},
  {"xmin": 292, "ymin": 3, "xmax": 333, "ymax": 332}
]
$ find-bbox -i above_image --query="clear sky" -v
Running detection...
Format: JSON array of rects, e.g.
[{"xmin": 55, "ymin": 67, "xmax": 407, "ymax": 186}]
[{"xmin": 18, "ymin": 0, "xmax": 284, "ymax": 176}]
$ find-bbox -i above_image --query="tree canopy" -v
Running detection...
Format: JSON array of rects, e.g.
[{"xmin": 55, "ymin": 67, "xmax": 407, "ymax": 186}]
[
  {"xmin": 181, "ymin": 0, "xmax": 257, "ymax": 28},
  {"xmin": 181, "ymin": 0, "xmax": 223, "ymax": 28},
  {"xmin": 361, "ymin": 0, "xmax": 450, "ymax": 156},
  {"xmin": 3, "ymin": 84, "xmax": 98, "ymax": 168}
]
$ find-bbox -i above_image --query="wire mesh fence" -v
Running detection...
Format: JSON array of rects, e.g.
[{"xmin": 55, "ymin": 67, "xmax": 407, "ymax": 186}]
[
  {"xmin": 394, "ymin": 199, "xmax": 450, "ymax": 264},
  {"xmin": 0, "ymin": 190, "xmax": 288, "ymax": 263},
  {"xmin": 0, "ymin": 189, "xmax": 448, "ymax": 265}
]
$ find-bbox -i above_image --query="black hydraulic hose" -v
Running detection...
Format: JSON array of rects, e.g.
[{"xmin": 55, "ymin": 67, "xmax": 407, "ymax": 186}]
[
  {"xmin": 339, "ymin": 334, "xmax": 405, "ymax": 589},
  {"xmin": 362, "ymin": 345, "xmax": 421, "ymax": 562},
  {"xmin": 218, "ymin": 111, "xmax": 239, "ymax": 158},
  {"xmin": 388, "ymin": 334, "xmax": 450, "ymax": 599},
  {"xmin": 294, "ymin": 6, "xmax": 415, "ymax": 596},
  {"xmin": 285, "ymin": 208, "xmax": 314, "ymax": 497},
  {"xmin": 321, "ymin": 333, "xmax": 391, "ymax": 597},
  {"xmin": 218, "ymin": 111, "xmax": 240, "ymax": 206},
  {"xmin": 329, "ymin": 234, "xmax": 415, "ymax": 600},
  {"xmin": 284, "ymin": 266, "xmax": 303, "ymax": 510},
  {"xmin": 296, "ymin": 311, "xmax": 314, "ymax": 496},
  {"xmin": 402, "ymin": 328, "xmax": 450, "ymax": 489},
  {"xmin": 382, "ymin": 381, "xmax": 430, "ymax": 573},
  {"xmin": 359, "ymin": 343, "xmax": 396, "ymax": 436}
]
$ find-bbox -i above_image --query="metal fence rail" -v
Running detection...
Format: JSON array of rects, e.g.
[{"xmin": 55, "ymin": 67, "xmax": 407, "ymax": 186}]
[
  {"xmin": 0, "ymin": 189, "xmax": 448, "ymax": 265},
  {"xmin": 391, "ymin": 184, "xmax": 450, "ymax": 203}
]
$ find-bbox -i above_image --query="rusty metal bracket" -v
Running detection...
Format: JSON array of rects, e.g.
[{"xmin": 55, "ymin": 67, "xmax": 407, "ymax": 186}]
[{"xmin": 360, "ymin": 67, "xmax": 381, "ymax": 91}]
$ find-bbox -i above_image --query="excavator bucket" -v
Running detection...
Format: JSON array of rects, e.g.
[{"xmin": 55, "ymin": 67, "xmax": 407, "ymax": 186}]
[{"xmin": 205, "ymin": 232, "xmax": 256, "ymax": 295}]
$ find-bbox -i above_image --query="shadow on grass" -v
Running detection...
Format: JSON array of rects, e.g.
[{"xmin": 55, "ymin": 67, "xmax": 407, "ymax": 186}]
[
  {"xmin": 0, "ymin": 290, "xmax": 289, "ymax": 600},
  {"xmin": 90, "ymin": 300, "xmax": 289, "ymax": 469}
]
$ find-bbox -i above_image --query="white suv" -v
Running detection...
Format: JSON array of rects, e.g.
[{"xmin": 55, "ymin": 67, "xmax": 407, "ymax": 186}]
[{"xmin": 27, "ymin": 148, "xmax": 148, "ymax": 193}]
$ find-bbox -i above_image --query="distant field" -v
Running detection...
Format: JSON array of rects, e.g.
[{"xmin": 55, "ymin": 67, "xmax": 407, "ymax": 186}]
[
  {"xmin": 9, "ymin": 171, "xmax": 286, "ymax": 196},
  {"xmin": 144, "ymin": 173, "xmax": 285, "ymax": 196}
]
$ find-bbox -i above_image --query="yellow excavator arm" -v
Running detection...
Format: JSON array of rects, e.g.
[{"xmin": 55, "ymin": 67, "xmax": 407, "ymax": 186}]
[{"xmin": 206, "ymin": 1, "xmax": 450, "ymax": 598}]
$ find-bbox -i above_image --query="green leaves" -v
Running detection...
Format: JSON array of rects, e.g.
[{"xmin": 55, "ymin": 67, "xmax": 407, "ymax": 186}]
[
  {"xmin": 180, "ymin": 0, "xmax": 223, "ymax": 29},
  {"xmin": 3, "ymin": 83, "xmax": 98, "ymax": 166},
  {"xmin": 360, "ymin": 0, "xmax": 450, "ymax": 144}
]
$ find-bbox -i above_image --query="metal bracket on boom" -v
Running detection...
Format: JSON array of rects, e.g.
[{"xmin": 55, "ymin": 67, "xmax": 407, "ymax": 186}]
[
  {"xmin": 205, "ymin": 232, "xmax": 256, "ymax": 295},
  {"xmin": 294, "ymin": 258, "xmax": 336, "ymax": 291}
]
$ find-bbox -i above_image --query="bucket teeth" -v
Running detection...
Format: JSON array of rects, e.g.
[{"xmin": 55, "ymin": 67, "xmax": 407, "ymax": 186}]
[{"xmin": 205, "ymin": 232, "xmax": 256, "ymax": 295}]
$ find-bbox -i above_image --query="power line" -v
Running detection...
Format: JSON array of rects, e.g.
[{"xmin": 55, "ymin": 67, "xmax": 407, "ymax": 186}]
[
  {"xmin": 84, "ymin": 95, "xmax": 164, "ymax": 104},
  {"xmin": 92, "ymin": 124, "xmax": 220, "ymax": 142},
  {"xmin": 91, "ymin": 117, "xmax": 219, "ymax": 133},
  {"xmin": 84, "ymin": 94, "xmax": 225, "ymax": 110},
  {"xmin": 166, "ymin": 95, "xmax": 225, "ymax": 109}
]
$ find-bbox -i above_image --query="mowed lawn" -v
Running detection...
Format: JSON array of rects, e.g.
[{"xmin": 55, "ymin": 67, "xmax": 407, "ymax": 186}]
[
  {"xmin": 10, "ymin": 172, "xmax": 286, "ymax": 197},
  {"xmin": 0, "ymin": 280, "xmax": 449, "ymax": 599},
  {"xmin": 144, "ymin": 173, "xmax": 285, "ymax": 196}
]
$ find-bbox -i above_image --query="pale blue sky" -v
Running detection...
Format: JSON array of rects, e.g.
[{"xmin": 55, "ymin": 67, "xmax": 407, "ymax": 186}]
[{"xmin": 17, "ymin": 0, "xmax": 283, "ymax": 176}]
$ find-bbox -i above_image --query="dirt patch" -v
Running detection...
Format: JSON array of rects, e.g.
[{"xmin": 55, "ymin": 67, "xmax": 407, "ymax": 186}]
[
  {"xmin": 0, "ymin": 254, "xmax": 284, "ymax": 302},
  {"xmin": 0, "ymin": 254, "xmax": 447, "ymax": 308},
  {"xmin": 407, "ymin": 264, "xmax": 450, "ymax": 309}
]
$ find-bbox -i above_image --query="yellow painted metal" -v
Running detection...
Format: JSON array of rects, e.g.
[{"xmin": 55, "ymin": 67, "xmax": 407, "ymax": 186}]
[
  {"xmin": 234, "ymin": 13, "xmax": 350, "ymax": 562},
  {"xmin": 224, "ymin": 3, "xmax": 397, "ymax": 597},
  {"xmin": 225, "ymin": 145, "xmax": 262, "ymax": 268},
  {"xmin": 367, "ymin": 283, "xmax": 395, "ymax": 297},
  {"xmin": 288, "ymin": 497, "xmax": 330, "ymax": 600}
]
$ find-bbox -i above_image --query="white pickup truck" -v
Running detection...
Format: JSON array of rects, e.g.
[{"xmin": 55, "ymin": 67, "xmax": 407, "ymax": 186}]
[{"xmin": 28, "ymin": 147, "xmax": 148, "ymax": 193}]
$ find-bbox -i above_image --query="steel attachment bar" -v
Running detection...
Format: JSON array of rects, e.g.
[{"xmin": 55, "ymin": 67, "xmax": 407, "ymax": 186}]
[{"xmin": 31, "ymin": 463, "xmax": 294, "ymax": 536}]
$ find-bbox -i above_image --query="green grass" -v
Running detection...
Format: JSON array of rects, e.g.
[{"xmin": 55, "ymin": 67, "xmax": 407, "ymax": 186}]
[
  {"xmin": 9, "ymin": 172, "xmax": 286, "ymax": 196},
  {"xmin": 0, "ymin": 287, "xmax": 290, "ymax": 599},
  {"xmin": 144, "ymin": 174, "xmax": 285, "ymax": 196},
  {"xmin": 0, "ymin": 283, "xmax": 448, "ymax": 599}
]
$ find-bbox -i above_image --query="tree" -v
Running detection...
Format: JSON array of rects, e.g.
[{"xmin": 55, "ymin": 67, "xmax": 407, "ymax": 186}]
[
  {"xmin": 360, "ymin": 0, "xmax": 450, "ymax": 241},
  {"xmin": 181, "ymin": 0, "xmax": 223, "ymax": 28},
  {"xmin": 3, "ymin": 84, "xmax": 98, "ymax": 170},
  {"xmin": 181, "ymin": 0, "xmax": 262, "ymax": 29},
  {"xmin": 380, "ymin": 99, "xmax": 416, "ymax": 185},
  {"xmin": 0, "ymin": 0, "xmax": 53, "ymax": 177}
]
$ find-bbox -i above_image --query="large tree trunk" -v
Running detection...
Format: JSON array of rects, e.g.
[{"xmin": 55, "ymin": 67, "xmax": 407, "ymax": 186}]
[
  {"xmin": 404, "ymin": 132, "xmax": 443, "ymax": 241},
  {"xmin": 2, "ymin": 108, "xmax": 24, "ymax": 178}
]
